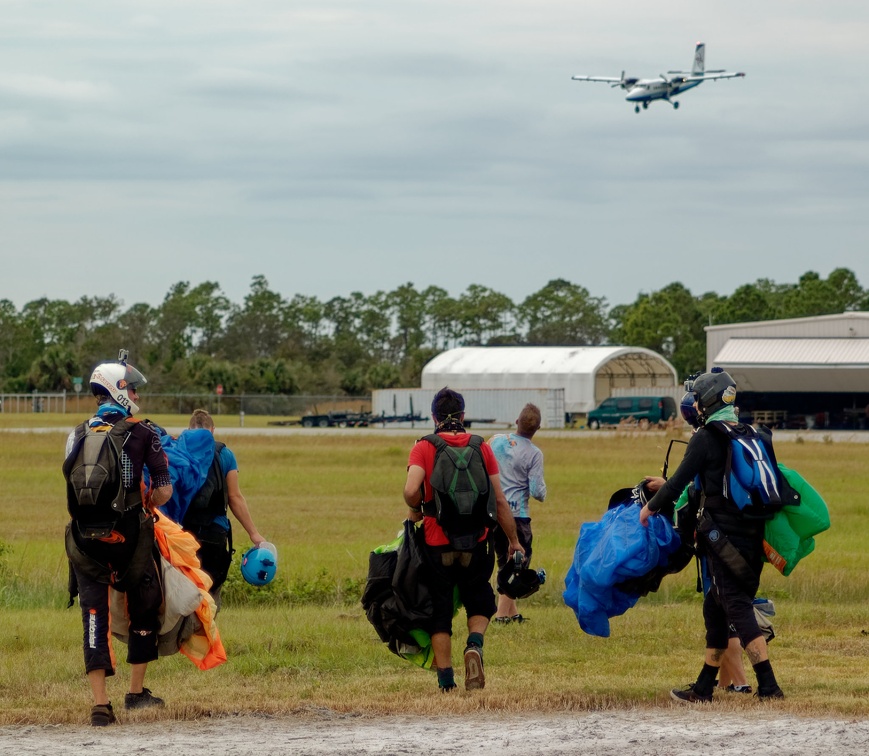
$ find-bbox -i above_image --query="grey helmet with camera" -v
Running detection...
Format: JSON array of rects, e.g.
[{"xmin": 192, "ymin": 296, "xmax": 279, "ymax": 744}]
[{"xmin": 692, "ymin": 368, "xmax": 737, "ymax": 422}]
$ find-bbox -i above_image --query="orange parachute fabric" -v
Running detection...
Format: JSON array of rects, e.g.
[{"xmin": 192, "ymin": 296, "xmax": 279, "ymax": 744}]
[{"xmin": 153, "ymin": 514, "xmax": 227, "ymax": 670}]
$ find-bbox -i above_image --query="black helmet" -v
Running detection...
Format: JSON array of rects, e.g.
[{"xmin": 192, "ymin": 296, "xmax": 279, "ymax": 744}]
[{"xmin": 692, "ymin": 368, "xmax": 736, "ymax": 419}]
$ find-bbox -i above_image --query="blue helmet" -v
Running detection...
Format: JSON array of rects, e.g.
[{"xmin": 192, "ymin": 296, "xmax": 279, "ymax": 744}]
[
  {"xmin": 241, "ymin": 542, "xmax": 278, "ymax": 586},
  {"xmin": 680, "ymin": 391, "xmax": 701, "ymax": 428}
]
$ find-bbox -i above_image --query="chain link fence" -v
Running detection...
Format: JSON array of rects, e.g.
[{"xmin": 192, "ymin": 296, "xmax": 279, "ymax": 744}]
[{"xmin": 0, "ymin": 392, "xmax": 371, "ymax": 417}]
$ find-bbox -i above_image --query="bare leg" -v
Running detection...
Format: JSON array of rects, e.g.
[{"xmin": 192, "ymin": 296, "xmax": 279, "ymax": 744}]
[
  {"xmin": 432, "ymin": 632, "xmax": 452, "ymax": 671},
  {"xmin": 718, "ymin": 637, "xmax": 749, "ymax": 688},
  {"xmin": 467, "ymin": 615, "xmax": 489, "ymax": 636},
  {"xmin": 744, "ymin": 635, "xmax": 769, "ymax": 666},
  {"xmin": 87, "ymin": 669, "xmax": 110, "ymax": 705},
  {"xmin": 129, "ymin": 663, "xmax": 148, "ymax": 694},
  {"xmin": 495, "ymin": 594, "xmax": 518, "ymax": 618},
  {"xmin": 704, "ymin": 647, "xmax": 725, "ymax": 667}
]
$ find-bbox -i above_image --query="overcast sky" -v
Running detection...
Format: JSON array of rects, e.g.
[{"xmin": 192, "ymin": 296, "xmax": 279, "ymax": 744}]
[{"xmin": 2, "ymin": 1, "xmax": 867, "ymax": 313}]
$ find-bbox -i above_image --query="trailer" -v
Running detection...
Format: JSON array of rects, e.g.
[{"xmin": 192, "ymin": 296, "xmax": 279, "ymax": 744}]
[
  {"xmin": 299, "ymin": 411, "xmax": 370, "ymax": 428},
  {"xmin": 372, "ymin": 388, "xmax": 565, "ymax": 429}
]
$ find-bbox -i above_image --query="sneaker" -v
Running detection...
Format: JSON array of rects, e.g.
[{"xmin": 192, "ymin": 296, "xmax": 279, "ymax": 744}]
[
  {"xmin": 463, "ymin": 645, "xmax": 485, "ymax": 691},
  {"xmin": 511, "ymin": 614, "xmax": 528, "ymax": 624},
  {"xmin": 756, "ymin": 686, "xmax": 785, "ymax": 700},
  {"xmin": 725, "ymin": 684, "xmax": 753, "ymax": 694},
  {"xmin": 493, "ymin": 616, "xmax": 512, "ymax": 625},
  {"xmin": 90, "ymin": 703, "xmax": 116, "ymax": 727},
  {"xmin": 124, "ymin": 688, "xmax": 165, "ymax": 710},
  {"xmin": 670, "ymin": 684, "xmax": 713, "ymax": 704}
]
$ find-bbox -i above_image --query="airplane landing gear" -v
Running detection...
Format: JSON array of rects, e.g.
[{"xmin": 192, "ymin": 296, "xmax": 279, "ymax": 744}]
[
  {"xmin": 642, "ymin": 101, "xmax": 649, "ymax": 110},
  {"xmin": 673, "ymin": 100, "xmax": 680, "ymax": 109},
  {"xmin": 634, "ymin": 105, "xmax": 640, "ymax": 113}
]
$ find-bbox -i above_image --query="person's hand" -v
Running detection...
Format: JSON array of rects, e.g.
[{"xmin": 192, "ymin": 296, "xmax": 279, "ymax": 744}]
[
  {"xmin": 250, "ymin": 532, "xmax": 266, "ymax": 546},
  {"xmin": 644, "ymin": 476, "xmax": 665, "ymax": 493},
  {"xmin": 407, "ymin": 506, "xmax": 424, "ymax": 523},
  {"xmin": 639, "ymin": 504, "xmax": 656, "ymax": 528},
  {"xmin": 507, "ymin": 540, "xmax": 526, "ymax": 560}
]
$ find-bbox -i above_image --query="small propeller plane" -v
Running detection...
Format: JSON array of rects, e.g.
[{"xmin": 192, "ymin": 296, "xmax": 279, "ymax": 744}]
[{"xmin": 572, "ymin": 43, "xmax": 745, "ymax": 113}]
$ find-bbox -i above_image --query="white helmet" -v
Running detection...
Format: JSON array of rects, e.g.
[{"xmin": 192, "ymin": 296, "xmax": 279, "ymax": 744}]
[{"xmin": 90, "ymin": 350, "xmax": 147, "ymax": 416}]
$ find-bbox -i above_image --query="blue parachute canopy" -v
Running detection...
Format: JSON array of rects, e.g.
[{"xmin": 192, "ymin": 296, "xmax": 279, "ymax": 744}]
[
  {"xmin": 153, "ymin": 428, "xmax": 216, "ymax": 524},
  {"xmin": 563, "ymin": 501, "xmax": 681, "ymax": 638}
]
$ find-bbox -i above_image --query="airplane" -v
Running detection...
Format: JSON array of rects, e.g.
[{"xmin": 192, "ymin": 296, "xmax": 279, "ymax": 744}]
[{"xmin": 571, "ymin": 43, "xmax": 745, "ymax": 113}]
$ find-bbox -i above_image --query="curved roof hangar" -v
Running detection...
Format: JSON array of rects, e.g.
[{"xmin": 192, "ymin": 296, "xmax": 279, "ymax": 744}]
[{"xmin": 421, "ymin": 346, "xmax": 679, "ymax": 414}]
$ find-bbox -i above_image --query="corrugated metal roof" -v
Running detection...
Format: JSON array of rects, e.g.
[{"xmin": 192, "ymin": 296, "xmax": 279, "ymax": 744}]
[
  {"xmin": 705, "ymin": 311, "xmax": 869, "ymax": 333},
  {"xmin": 704, "ymin": 313, "xmax": 869, "ymax": 369},
  {"xmin": 715, "ymin": 338, "xmax": 869, "ymax": 366}
]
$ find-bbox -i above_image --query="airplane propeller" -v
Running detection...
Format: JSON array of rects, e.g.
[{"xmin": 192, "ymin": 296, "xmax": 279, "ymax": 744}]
[{"xmin": 610, "ymin": 71, "xmax": 626, "ymax": 89}]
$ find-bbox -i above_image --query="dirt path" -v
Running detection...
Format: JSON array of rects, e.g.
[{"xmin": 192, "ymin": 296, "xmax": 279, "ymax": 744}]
[{"xmin": 3, "ymin": 710, "xmax": 868, "ymax": 755}]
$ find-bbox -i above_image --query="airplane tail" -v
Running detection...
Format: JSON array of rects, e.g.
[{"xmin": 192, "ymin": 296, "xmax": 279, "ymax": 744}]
[{"xmin": 692, "ymin": 43, "xmax": 705, "ymax": 75}]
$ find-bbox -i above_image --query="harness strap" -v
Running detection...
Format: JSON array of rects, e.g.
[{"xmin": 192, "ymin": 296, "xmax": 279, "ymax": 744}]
[{"xmin": 420, "ymin": 434, "xmax": 446, "ymax": 518}]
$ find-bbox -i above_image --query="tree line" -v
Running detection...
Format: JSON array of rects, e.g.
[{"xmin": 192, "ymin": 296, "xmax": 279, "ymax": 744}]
[{"xmin": 1, "ymin": 270, "xmax": 866, "ymax": 396}]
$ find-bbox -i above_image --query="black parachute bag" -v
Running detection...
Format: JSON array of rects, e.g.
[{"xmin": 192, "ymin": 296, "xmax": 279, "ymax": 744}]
[
  {"xmin": 362, "ymin": 520, "xmax": 434, "ymax": 653},
  {"xmin": 62, "ymin": 419, "xmax": 135, "ymax": 539},
  {"xmin": 423, "ymin": 434, "xmax": 497, "ymax": 551},
  {"xmin": 183, "ymin": 440, "xmax": 233, "ymax": 590}
]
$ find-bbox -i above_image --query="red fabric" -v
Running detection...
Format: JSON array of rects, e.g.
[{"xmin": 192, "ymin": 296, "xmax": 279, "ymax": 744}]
[{"xmin": 407, "ymin": 433, "xmax": 499, "ymax": 546}]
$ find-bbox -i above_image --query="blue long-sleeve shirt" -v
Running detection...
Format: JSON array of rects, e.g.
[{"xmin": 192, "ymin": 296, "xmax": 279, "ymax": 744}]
[{"xmin": 488, "ymin": 432, "xmax": 547, "ymax": 518}]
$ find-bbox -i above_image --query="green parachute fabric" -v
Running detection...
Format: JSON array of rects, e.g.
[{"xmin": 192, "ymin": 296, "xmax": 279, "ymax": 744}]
[
  {"xmin": 362, "ymin": 522, "xmax": 459, "ymax": 670},
  {"xmin": 763, "ymin": 464, "xmax": 830, "ymax": 576}
]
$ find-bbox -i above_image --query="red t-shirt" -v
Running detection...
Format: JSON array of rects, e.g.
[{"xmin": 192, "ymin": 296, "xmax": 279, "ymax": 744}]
[{"xmin": 407, "ymin": 432, "xmax": 500, "ymax": 546}]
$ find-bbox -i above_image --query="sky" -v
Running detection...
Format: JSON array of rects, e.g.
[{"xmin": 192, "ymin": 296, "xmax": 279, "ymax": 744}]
[{"xmin": 2, "ymin": 1, "xmax": 868, "ymax": 312}]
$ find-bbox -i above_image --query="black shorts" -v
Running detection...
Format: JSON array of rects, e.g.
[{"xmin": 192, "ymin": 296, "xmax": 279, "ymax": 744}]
[
  {"xmin": 493, "ymin": 518, "xmax": 533, "ymax": 570},
  {"xmin": 424, "ymin": 538, "xmax": 497, "ymax": 635},
  {"xmin": 702, "ymin": 521, "xmax": 765, "ymax": 649},
  {"xmin": 74, "ymin": 557, "xmax": 161, "ymax": 673}
]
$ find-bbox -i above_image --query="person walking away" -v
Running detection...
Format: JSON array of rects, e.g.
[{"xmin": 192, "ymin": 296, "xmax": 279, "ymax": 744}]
[
  {"xmin": 488, "ymin": 403, "xmax": 547, "ymax": 624},
  {"xmin": 403, "ymin": 387, "xmax": 524, "ymax": 692},
  {"xmin": 669, "ymin": 391, "xmax": 754, "ymax": 694},
  {"xmin": 63, "ymin": 351, "xmax": 173, "ymax": 726},
  {"xmin": 639, "ymin": 370, "xmax": 784, "ymax": 703},
  {"xmin": 181, "ymin": 409, "xmax": 266, "ymax": 606}
]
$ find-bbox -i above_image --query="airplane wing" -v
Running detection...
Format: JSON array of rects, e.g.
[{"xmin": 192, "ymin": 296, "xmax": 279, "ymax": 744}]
[
  {"xmin": 684, "ymin": 71, "xmax": 745, "ymax": 81},
  {"xmin": 571, "ymin": 75, "xmax": 623, "ymax": 83}
]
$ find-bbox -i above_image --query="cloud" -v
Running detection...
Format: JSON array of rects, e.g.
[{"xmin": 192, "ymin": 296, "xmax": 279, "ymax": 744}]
[
  {"xmin": 183, "ymin": 67, "xmax": 316, "ymax": 104},
  {"xmin": 0, "ymin": 73, "xmax": 111, "ymax": 103}
]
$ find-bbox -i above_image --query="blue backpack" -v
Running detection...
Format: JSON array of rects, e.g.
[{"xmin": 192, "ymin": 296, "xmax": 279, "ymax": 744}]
[{"xmin": 706, "ymin": 421, "xmax": 783, "ymax": 514}]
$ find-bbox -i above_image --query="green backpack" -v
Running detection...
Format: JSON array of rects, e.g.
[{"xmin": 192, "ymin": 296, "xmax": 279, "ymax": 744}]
[{"xmin": 423, "ymin": 434, "xmax": 497, "ymax": 551}]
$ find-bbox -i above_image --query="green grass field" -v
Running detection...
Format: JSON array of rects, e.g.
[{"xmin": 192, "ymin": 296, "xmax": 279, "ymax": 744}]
[{"xmin": 1, "ymin": 419, "xmax": 866, "ymax": 724}]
